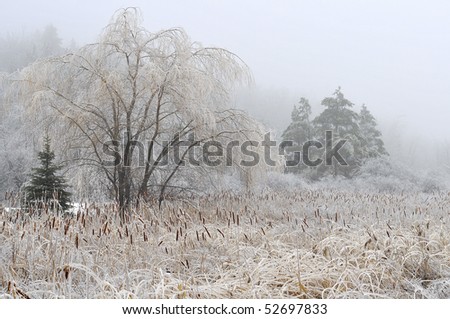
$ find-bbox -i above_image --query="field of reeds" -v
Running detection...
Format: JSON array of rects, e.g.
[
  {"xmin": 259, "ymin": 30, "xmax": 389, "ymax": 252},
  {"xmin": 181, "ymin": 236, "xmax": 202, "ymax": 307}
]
[{"xmin": 1, "ymin": 190, "xmax": 449, "ymax": 298}]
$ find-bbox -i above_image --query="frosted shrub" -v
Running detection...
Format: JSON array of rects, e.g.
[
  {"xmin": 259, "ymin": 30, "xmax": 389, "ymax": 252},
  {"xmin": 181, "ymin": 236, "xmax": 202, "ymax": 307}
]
[
  {"xmin": 355, "ymin": 157, "xmax": 422, "ymax": 193},
  {"xmin": 265, "ymin": 171, "xmax": 309, "ymax": 191},
  {"xmin": 420, "ymin": 171, "xmax": 447, "ymax": 193}
]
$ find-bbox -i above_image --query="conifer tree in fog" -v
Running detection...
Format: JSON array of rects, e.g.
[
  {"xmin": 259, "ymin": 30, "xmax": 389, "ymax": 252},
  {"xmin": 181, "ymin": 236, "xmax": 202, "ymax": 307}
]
[
  {"xmin": 312, "ymin": 87, "xmax": 361, "ymax": 177},
  {"xmin": 281, "ymin": 97, "xmax": 313, "ymax": 173},
  {"xmin": 358, "ymin": 104, "xmax": 388, "ymax": 159},
  {"xmin": 282, "ymin": 88, "xmax": 388, "ymax": 179}
]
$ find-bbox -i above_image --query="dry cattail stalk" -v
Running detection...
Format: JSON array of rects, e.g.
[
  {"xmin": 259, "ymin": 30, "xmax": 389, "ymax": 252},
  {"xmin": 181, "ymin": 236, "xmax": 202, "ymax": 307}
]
[{"xmin": 75, "ymin": 233, "xmax": 79, "ymax": 249}]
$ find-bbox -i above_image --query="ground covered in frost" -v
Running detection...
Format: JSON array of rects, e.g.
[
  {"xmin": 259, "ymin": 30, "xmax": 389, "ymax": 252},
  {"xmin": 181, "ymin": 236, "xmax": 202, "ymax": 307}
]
[{"xmin": 1, "ymin": 190, "xmax": 449, "ymax": 298}]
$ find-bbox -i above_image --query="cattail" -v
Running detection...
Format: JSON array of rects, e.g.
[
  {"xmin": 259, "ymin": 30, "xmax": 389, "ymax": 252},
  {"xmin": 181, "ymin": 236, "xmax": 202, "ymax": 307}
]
[
  {"xmin": 203, "ymin": 226, "xmax": 211, "ymax": 238},
  {"xmin": 64, "ymin": 266, "xmax": 70, "ymax": 280},
  {"xmin": 364, "ymin": 238, "xmax": 372, "ymax": 249}
]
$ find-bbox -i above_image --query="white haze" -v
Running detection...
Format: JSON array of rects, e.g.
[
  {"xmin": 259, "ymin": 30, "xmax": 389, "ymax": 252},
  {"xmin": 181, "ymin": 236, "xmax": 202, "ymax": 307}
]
[{"xmin": 1, "ymin": 0, "xmax": 449, "ymax": 169}]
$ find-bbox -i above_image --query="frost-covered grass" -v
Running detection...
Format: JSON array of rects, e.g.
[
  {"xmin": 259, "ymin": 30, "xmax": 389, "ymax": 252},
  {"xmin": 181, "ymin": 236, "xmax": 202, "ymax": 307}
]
[{"xmin": 1, "ymin": 190, "xmax": 449, "ymax": 298}]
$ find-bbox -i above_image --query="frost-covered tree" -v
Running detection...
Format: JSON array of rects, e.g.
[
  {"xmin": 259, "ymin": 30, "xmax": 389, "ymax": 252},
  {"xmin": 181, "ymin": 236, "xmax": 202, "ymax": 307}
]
[
  {"xmin": 358, "ymin": 104, "xmax": 387, "ymax": 159},
  {"xmin": 38, "ymin": 25, "xmax": 63, "ymax": 57},
  {"xmin": 0, "ymin": 25, "xmax": 63, "ymax": 72},
  {"xmin": 0, "ymin": 117, "xmax": 32, "ymax": 194},
  {"xmin": 278, "ymin": 88, "xmax": 388, "ymax": 179},
  {"xmin": 282, "ymin": 97, "xmax": 313, "ymax": 143},
  {"xmin": 281, "ymin": 97, "xmax": 313, "ymax": 173},
  {"xmin": 0, "ymin": 73, "xmax": 37, "ymax": 198},
  {"xmin": 313, "ymin": 87, "xmax": 362, "ymax": 177},
  {"xmin": 24, "ymin": 136, "xmax": 71, "ymax": 212},
  {"xmin": 15, "ymin": 8, "xmax": 266, "ymax": 217},
  {"xmin": 314, "ymin": 87, "xmax": 360, "ymax": 138}
]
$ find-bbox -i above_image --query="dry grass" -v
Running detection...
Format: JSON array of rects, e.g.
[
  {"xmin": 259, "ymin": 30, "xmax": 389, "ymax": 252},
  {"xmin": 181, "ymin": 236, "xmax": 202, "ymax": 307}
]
[{"xmin": 1, "ymin": 190, "xmax": 449, "ymax": 298}]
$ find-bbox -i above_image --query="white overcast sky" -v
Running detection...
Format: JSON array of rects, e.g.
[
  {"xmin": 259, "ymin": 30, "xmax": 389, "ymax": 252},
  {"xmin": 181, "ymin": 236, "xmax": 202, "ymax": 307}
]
[{"xmin": 1, "ymin": 0, "xmax": 449, "ymax": 142}]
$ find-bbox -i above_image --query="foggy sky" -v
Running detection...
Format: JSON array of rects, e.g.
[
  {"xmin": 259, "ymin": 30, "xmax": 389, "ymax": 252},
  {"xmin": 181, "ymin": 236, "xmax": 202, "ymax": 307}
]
[{"xmin": 1, "ymin": 0, "xmax": 449, "ymax": 144}]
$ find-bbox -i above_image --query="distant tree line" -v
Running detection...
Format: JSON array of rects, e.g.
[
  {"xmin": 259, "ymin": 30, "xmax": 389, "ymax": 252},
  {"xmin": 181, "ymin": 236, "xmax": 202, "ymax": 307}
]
[
  {"xmin": 0, "ymin": 24, "xmax": 69, "ymax": 200},
  {"xmin": 0, "ymin": 24, "xmax": 66, "ymax": 72}
]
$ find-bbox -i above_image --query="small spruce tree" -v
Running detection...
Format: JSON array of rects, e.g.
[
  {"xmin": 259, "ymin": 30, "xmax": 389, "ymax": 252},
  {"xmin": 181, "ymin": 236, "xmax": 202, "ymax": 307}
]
[{"xmin": 24, "ymin": 136, "xmax": 71, "ymax": 212}]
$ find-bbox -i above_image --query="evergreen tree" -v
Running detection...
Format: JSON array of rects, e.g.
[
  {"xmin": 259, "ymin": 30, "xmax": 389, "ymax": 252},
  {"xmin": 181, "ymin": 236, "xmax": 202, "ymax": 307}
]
[
  {"xmin": 358, "ymin": 104, "xmax": 388, "ymax": 159},
  {"xmin": 39, "ymin": 25, "xmax": 63, "ymax": 57},
  {"xmin": 282, "ymin": 97, "xmax": 313, "ymax": 141},
  {"xmin": 313, "ymin": 87, "xmax": 362, "ymax": 177},
  {"xmin": 24, "ymin": 136, "xmax": 71, "ymax": 212},
  {"xmin": 0, "ymin": 25, "xmax": 64, "ymax": 72},
  {"xmin": 314, "ymin": 87, "xmax": 360, "ymax": 137},
  {"xmin": 281, "ymin": 88, "xmax": 389, "ymax": 179},
  {"xmin": 281, "ymin": 98, "xmax": 313, "ymax": 173}
]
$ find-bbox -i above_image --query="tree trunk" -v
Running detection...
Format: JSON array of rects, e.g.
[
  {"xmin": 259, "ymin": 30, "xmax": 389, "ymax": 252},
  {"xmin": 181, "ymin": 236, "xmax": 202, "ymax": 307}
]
[{"xmin": 117, "ymin": 166, "xmax": 131, "ymax": 221}]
